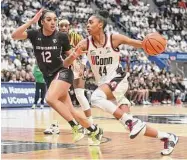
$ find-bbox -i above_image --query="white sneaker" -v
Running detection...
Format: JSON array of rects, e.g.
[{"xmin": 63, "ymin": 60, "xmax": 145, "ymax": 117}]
[
  {"xmin": 126, "ymin": 118, "xmax": 146, "ymax": 139},
  {"xmin": 160, "ymin": 133, "xmax": 179, "ymax": 155},
  {"xmin": 31, "ymin": 104, "xmax": 37, "ymax": 109},
  {"xmin": 167, "ymin": 100, "xmax": 171, "ymax": 104},
  {"xmin": 43, "ymin": 123, "xmax": 60, "ymax": 134},
  {"xmin": 146, "ymin": 101, "xmax": 151, "ymax": 105},
  {"xmin": 162, "ymin": 100, "xmax": 167, "ymax": 104},
  {"xmin": 143, "ymin": 101, "xmax": 147, "ymax": 105},
  {"xmin": 40, "ymin": 104, "xmax": 44, "ymax": 109},
  {"xmin": 130, "ymin": 101, "xmax": 135, "ymax": 105}
]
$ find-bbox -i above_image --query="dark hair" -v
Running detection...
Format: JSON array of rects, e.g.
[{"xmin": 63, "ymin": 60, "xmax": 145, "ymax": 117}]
[
  {"xmin": 94, "ymin": 10, "xmax": 109, "ymax": 29},
  {"xmin": 38, "ymin": 9, "xmax": 56, "ymax": 27}
]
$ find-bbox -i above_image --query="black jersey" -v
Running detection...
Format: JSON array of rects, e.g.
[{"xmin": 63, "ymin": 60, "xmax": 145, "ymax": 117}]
[{"xmin": 27, "ymin": 29, "xmax": 71, "ymax": 77}]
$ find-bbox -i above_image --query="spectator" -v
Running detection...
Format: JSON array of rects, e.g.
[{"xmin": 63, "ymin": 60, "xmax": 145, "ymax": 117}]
[{"xmin": 31, "ymin": 64, "xmax": 46, "ymax": 109}]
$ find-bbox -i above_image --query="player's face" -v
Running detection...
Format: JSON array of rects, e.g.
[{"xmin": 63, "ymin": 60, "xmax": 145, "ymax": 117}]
[
  {"xmin": 42, "ymin": 12, "xmax": 57, "ymax": 33},
  {"xmin": 87, "ymin": 16, "xmax": 103, "ymax": 35},
  {"xmin": 59, "ymin": 23, "xmax": 70, "ymax": 33}
]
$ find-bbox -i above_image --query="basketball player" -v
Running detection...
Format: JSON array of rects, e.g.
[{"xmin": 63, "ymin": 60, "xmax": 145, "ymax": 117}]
[
  {"xmin": 44, "ymin": 18, "xmax": 94, "ymax": 135},
  {"xmin": 59, "ymin": 18, "xmax": 93, "ymax": 125},
  {"xmin": 63, "ymin": 10, "xmax": 179, "ymax": 155},
  {"xmin": 11, "ymin": 8, "xmax": 103, "ymax": 145}
]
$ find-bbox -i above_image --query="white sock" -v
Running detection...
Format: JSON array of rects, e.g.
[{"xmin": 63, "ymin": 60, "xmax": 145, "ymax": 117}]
[
  {"xmin": 87, "ymin": 116, "xmax": 93, "ymax": 124},
  {"xmin": 119, "ymin": 113, "xmax": 133, "ymax": 126},
  {"xmin": 72, "ymin": 119, "xmax": 79, "ymax": 125},
  {"xmin": 157, "ymin": 131, "xmax": 170, "ymax": 139},
  {"xmin": 75, "ymin": 88, "xmax": 90, "ymax": 111}
]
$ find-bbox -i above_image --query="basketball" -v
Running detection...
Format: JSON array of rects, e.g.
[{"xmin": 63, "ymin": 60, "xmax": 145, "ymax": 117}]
[{"xmin": 142, "ymin": 32, "xmax": 167, "ymax": 56}]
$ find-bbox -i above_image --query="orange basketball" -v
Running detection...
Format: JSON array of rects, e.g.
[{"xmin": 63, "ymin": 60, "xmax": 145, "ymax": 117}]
[{"xmin": 142, "ymin": 32, "xmax": 167, "ymax": 56}]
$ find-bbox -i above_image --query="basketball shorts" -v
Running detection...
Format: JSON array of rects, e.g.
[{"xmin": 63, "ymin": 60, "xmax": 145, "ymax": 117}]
[
  {"xmin": 107, "ymin": 73, "xmax": 130, "ymax": 105},
  {"xmin": 44, "ymin": 68, "xmax": 74, "ymax": 88},
  {"xmin": 107, "ymin": 72, "xmax": 129, "ymax": 92}
]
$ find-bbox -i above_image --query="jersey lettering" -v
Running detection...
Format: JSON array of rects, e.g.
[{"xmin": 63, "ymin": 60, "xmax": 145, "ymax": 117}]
[
  {"xmin": 99, "ymin": 66, "xmax": 107, "ymax": 76},
  {"xmin": 91, "ymin": 56, "xmax": 113, "ymax": 65},
  {"xmin": 41, "ymin": 51, "xmax": 52, "ymax": 63},
  {"xmin": 87, "ymin": 34, "xmax": 120, "ymax": 85}
]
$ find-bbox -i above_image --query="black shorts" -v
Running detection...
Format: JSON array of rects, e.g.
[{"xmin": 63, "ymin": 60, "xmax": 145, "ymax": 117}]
[{"xmin": 44, "ymin": 68, "xmax": 74, "ymax": 88}]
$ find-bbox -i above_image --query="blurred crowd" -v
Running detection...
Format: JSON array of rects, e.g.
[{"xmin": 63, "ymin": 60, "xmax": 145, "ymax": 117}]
[
  {"xmin": 1, "ymin": 0, "xmax": 187, "ymax": 104},
  {"xmin": 127, "ymin": 62, "xmax": 186, "ymax": 105},
  {"xmin": 95, "ymin": 0, "xmax": 187, "ymax": 53}
]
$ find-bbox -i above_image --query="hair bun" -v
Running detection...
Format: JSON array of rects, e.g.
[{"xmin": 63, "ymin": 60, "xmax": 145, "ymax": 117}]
[{"xmin": 98, "ymin": 10, "xmax": 109, "ymax": 19}]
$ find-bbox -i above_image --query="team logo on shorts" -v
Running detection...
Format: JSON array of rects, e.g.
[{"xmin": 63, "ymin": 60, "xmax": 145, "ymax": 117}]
[
  {"xmin": 60, "ymin": 72, "xmax": 68, "ymax": 79},
  {"xmin": 110, "ymin": 81, "xmax": 117, "ymax": 90}
]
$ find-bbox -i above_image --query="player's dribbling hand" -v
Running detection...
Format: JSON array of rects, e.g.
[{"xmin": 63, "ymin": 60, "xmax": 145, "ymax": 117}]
[{"xmin": 31, "ymin": 8, "xmax": 44, "ymax": 24}]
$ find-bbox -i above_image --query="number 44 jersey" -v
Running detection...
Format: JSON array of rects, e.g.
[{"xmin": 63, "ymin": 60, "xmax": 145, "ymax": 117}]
[{"xmin": 87, "ymin": 33, "xmax": 121, "ymax": 86}]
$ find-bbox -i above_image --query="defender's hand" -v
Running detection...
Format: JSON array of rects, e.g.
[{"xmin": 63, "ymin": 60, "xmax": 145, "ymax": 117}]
[{"xmin": 31, "ymin": 8, "xmax": 44, "ymax": 24}]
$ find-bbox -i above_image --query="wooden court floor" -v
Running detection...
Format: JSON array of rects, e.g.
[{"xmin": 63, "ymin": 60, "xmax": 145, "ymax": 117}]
[{"xmin": 1, "ymin": 104, "xmax": 187, "ymax": 160}]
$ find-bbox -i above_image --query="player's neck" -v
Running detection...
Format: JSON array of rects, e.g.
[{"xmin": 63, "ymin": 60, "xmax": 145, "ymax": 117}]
[
  {"xmin": 92, "ymin": 32, "xmax": 105, "ymax": 47},
  {"xmin": 42, "ymin": 28, "xmax": 54, "ymax": 36}
]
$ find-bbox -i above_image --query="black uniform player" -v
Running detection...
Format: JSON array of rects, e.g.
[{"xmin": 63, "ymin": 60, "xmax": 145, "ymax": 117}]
[
  {"xmin": 27, "ymin": 24, "xmax": 72, "ymax": 86},
  {"xmin": 11, "ymin": 8, "xmax": 103, "ymax": 145}
]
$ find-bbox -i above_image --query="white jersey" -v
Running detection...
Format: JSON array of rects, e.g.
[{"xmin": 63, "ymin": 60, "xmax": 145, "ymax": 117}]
[{"xmin": 87, "ymin": 33, "xmax": 121, "ymax": 86}]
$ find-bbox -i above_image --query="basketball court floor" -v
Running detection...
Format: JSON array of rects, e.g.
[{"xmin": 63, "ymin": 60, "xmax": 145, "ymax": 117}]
[{"xmin": 1, "ymin": 104, "xmax": 187, "ymax": 159}]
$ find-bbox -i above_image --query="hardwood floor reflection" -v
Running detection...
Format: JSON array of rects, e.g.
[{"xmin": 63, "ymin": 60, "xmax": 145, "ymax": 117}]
[{"xmin": 1, "ymin": 105, "xmax": 187, "ymax": 159}]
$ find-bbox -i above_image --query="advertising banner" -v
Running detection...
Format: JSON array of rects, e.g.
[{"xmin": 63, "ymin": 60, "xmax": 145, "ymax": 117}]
[
  {"xmin": 157, "ymin": 53, "xmax": 187, "ymax": 61},
  {"xmin": 1, "ymin": 82, "xmax": 45, "ymax": 108}
]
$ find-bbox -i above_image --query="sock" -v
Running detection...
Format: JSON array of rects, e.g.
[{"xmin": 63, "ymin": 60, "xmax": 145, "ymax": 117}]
[
  {"xmin": 119, "ymin": 113, "xmax": 133, "ymax": 126},
  {"xmin": 157, "ymin": 131, "xmax": 170, "ymax": 139},
  {"xmin": 68, "ymin": 119, "xmax": 78, "ymax": 127},
  {"xmin": 87, "ymin": 116, "xmax": 93, "ymax": 124},
  {"xmin": 87, "ymin": 124, "xmax": 97, "ymax": 132}
]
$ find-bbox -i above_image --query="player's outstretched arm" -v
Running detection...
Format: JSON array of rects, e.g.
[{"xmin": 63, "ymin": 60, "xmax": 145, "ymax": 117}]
[
  {"xmin": 112, "ymin": 34, "xmax": 143, "ymax": 48},
  {"xmin": 11, "ymin": 8, "xmax": 44, "ymax": 40},
  {"xmin": 63, "ymin": 39, "xmax": 87, "ymax": 68}
]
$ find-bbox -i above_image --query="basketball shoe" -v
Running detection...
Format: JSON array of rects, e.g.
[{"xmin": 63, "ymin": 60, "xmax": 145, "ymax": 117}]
[
  {"xmin": 160, "ymin": 133, "xmax": 179, "ymax": 155},
  {"xmin": 31, "ymin": 104, "xmax": 37, "ymax": 109},
  {"xmin": 72, "ymin": 124, "xmax": 85, "ymax": 142},
  {"xmin": 125, "ymin": 118, "xmax": 146, "ymax": 139},
  {"xmin": 88, "ymin": 127, "xmax": 103, "ymax": 146},
  {"xmin": 43, "ymin": 123, "xmax": 60, "ymax": 134}
]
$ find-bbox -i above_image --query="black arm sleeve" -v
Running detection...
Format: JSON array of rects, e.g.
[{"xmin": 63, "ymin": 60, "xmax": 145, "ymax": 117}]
[
  {"xmin": 26, "ymin": 29, "xmax": 38, "ymax": 44},
  {"xmin": 60, "ymin": 33, "xmax": 71, "ymax": 51}
]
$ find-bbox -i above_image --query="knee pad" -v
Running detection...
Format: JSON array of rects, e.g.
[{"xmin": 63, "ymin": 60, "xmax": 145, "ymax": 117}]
[
  {"xmin": 91, "ymin": 89, "xmax": 107, "ymax": 106},
  {"xmin": 74, "ymin": 88, "xmax": 85, "ymax": 98},
  {"xmin": 74, "ymin": 88, "xmax": 90, "ymax": 111},
  {"xmin": 91, "ymin": 89, "xmax": 118, "ymax": 114}
]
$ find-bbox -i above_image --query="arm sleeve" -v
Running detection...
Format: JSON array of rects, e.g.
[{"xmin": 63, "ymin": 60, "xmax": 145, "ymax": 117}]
[
  {"xmin": 26, "ymin": 29, "xmax": 38, "ymax": 44},
  {"xmin": 61, "ymin": 33, "xmax": 71, "ymax": 51}
]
